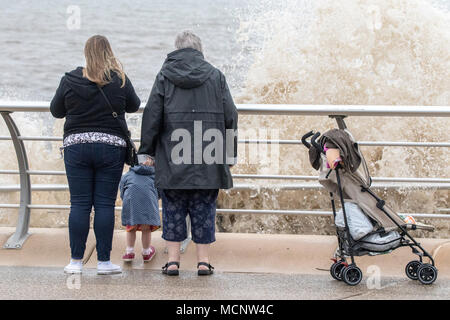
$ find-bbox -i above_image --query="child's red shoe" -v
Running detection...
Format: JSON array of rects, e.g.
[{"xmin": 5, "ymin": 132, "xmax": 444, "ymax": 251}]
[
  {"xmin": 142, "ymin": 246, "xmax": 156, "ymax": 263},
  {"xmin": 122, "ymin": 252, "xmax": 135, "ymax": 262}
]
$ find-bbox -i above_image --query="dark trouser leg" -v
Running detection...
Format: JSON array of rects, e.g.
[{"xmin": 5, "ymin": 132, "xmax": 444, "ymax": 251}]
[
  {"xmin": 93, "ymin": 144, "xmax": 125, "ymax": 262},
  {"xmin": 64, "ymin": 144, "xmax": 94, "ymax": 260},
  {"xmin": 161, "ymin": 190, "xmax": 189, "ymax": 243},
  {"xmin": 161, "ymin": 190, "xmax": 189, "ymax": 270},
  {"xmin": 188, "ymin": 189, "xmax": 219, "ymax": 245},
  {"xmin": 188, "ymin": 189, "xmax": 219, "ymax": 272}
]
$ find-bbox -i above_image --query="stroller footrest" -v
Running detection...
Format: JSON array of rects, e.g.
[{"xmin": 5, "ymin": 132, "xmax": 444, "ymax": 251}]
[{"xmin": 406, "ymin": 223, "xmax": 435, "ymax": 232}]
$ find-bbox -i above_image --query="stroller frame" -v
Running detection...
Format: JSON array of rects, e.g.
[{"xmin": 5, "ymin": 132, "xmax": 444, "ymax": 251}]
[{"xmin": 302, "ymin": 116, "xmax": 438, "ymax": 286}]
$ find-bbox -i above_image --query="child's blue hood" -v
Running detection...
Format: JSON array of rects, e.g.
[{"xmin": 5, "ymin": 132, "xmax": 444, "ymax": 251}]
[{"xmin": 130, "ymin": 165, "xmax": 155, "ymax": 176}]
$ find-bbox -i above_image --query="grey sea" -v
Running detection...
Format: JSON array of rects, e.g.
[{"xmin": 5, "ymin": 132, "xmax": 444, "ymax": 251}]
[{"xmin": 0, "ymin": 0, "xmax": 248, "ymax": 100}]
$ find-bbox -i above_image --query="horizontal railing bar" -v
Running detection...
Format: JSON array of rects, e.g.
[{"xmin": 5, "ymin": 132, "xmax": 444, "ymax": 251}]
[
  {"xmin": 0, "ymin": 136, "xmax": 62, "ymax": 142},
  {"xmin": 0, "ymin": 101, "xmax": 51, "ymax": 112},
  {"xmin": 358, "ymin": 141, "xmax": 450, "ymax": 147},
  {"xmin": 233, "ymin": 175, "xmax": 450, "ymax": 183},
  {"xmin": 0, "ymin": 185, "xmax": 70, "ymax": 192},
  {"xmin": 0, "ymin": 204, "xmax": 448, "ymax": 220},
  {"xmin": 1, "ymin": 136, "xmax": 449, "ymax": 148},
  {"xmin": 372, "ymin": 177, "xmax": 450, "ymax": 183},
  {"xmin": 234, "ymin": 175, "xmax": 315, "ymax": 181},
  {"xmin": 0, "ymin": 204, "xmax": 20, "ymax": 209},
  {"xmin": 20, "ymin": 136, "xmax": 62, "ymax": 142},
  {"xmin": 1, "ymin": 170, "xmax": 447, "ymax": 184},
  {"xmin": 0, "ymin": 170, "xmax": 66, "ymax": 175},
  {"xmin": 216, "ymin": 209, "xmax": 450, "ymax": 219},
  {"xmin": 0, "ymin": 170, "xmax": 19, "ymax": 175},
  {"xmin": 232, "ymin": 183, "xmax": 450, "ymax": 190},
  {"xmin": 238, "ymin": 104, "xmax": 450, "ymax": 117},
  {"xmin": 1, "ymin": 182, "xmax": 450, "ymax": 193},
  {"xmin": 239, "ymin": 139, "xmax": 450, "ymax": 148},
  {"xmin": 2, "ymin": 101, "xmax": 450, "ymax": 117},
  {"xmin": 27, "ymin": 170, "xmax": 66, "ymax": 176}
]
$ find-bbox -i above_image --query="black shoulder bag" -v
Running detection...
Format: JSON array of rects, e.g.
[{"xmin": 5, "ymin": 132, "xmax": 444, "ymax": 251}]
[{"xmin": 97, "ymin": 85, "xmax": 138, "ymax": 167}]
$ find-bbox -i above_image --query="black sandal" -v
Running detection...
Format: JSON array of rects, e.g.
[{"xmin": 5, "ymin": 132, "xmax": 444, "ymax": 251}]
[
  {"xmin": 197, "ymin": 262, "xmax": 214, "ymax": 276},
  {"xmin": 162, "ymin": 262, "xmax": 180, "ymax": 276}
]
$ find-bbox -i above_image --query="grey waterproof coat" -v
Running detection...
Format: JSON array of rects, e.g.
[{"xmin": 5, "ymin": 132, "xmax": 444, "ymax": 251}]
[{"xmin": 139, "ymin": 48, "xmax": 238, "ymax": 190}]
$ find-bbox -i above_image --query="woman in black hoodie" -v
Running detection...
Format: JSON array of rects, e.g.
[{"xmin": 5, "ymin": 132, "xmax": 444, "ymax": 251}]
[{"xmin": 50, "ymin": 35, "xmax": 141, "ymax": 275}]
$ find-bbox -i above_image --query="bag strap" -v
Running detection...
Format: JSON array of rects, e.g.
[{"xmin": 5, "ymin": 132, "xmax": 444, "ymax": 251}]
[{"xmin": 97, "ymin": 85, "xmax": 131, "ymax": 139}]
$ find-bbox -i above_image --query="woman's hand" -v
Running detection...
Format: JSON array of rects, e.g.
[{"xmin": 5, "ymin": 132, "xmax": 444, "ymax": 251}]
[
  {"xmin": 143, "ymin": 157, "xmax": 155, "ymax": 167},
  {"xmin": 138, "ymin": 154, "xmax": 155, "ymax": 167}
]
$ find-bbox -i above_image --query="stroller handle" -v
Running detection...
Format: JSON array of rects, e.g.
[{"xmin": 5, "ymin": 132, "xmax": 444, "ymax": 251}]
[
  {"xmin": 301, "ymin": 131, "xmax": 314, "ymax": 149},
  {"xmin": 311, "ymin": 132, "xmax": 325, "ymax": 154}
]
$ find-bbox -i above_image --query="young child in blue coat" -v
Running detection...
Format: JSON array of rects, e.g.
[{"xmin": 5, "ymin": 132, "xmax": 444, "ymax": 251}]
[{"xmin": 119, "ymin": 161, "xmax": 160, "ymax": 263}]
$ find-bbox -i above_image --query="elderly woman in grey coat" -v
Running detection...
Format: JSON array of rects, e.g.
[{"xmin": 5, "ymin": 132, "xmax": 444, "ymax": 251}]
[{"xmin": 138, "ymin": 30, "xmax": 238, "ymax": 276}]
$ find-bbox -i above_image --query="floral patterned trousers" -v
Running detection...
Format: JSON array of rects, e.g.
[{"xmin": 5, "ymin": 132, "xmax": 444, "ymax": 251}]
[{"xmin": 161, "ymin": 189, "xmax": 219, "ymax": 244}]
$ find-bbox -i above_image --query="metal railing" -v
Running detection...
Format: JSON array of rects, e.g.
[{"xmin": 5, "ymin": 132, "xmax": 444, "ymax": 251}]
[{"xmin": 1, "ymin": 100, "xmax": 449, "ymax": 249}]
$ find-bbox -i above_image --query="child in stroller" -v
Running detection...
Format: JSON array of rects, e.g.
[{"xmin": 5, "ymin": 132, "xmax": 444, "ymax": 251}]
[{"xmin": 301, "ymin": 117, "xmax": 438, "ymax": 286}]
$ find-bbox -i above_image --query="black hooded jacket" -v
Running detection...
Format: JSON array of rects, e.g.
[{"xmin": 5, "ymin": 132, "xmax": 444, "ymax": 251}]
[
  {"xmin": 50, "ymin": 67, "xmax": 141, "ymax": 139},
  {"xmin": 139, "ymin": 48, "xmax": 238, "ymax": 190}
]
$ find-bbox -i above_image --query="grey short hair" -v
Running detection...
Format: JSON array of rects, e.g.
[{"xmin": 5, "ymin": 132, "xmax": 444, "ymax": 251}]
[{"xmin": 175, "ymin": 30, "xmax": 203, "ymax": 52}]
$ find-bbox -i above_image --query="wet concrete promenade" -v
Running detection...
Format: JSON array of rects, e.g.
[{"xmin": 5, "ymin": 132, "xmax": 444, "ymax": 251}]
[
  {"xmin": 0, "ymin": 228, "xmax": 449, "ymax": 300},
  {"xmin": 0, "ymin": 266, "xmax": 449, "ymax": 300}
]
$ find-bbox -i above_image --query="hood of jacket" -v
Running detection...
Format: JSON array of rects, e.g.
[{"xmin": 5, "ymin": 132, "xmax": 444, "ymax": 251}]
[
  {"xmin": 64, "ymin": 67, "xmax": 100, "ymax": 100},
  {"xmin": 320, "ymin": 129, "xmax": 362, "ymax": 173},
  {"xmin": 161, "ymin": 48, "xmax": 215, "ymax": 89},
  {"xmin": 130, "ymin": 165, "xmax": 155, "ymax": 176}
]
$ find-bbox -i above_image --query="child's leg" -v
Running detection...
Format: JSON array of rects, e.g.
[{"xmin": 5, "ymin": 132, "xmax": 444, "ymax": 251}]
[
  {"xmin": 126, "ymin": 229, "xmax": 137, "ymax": 253},
  {"xmin": 141, "ymin": 225, "xmax": 152, "ymax": 253}
]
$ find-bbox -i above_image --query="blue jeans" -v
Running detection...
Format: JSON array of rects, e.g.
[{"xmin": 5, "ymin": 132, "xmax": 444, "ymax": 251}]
[{"xmin": 64, "ymin": 143, "xmax": 125, "ymax": 261}]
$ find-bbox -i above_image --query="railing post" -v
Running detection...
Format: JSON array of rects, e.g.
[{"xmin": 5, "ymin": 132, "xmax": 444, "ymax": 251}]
[
  {"xmin": 1, "ymin": 112, "xmax": 31, "ymax": 249},
  {"xmin": 329, "ymin": 115, "xmax": 348, "ymax": 130}
]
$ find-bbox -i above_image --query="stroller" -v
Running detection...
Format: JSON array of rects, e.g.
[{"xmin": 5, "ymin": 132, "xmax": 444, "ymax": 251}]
[{"xmin": 301, "ymin": 117, "xmax": 438, "ymax": 286}]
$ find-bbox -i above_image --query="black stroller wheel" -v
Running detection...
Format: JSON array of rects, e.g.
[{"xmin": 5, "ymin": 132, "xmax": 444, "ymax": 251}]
[
  {"xmin": 342, "ymin": 265, "xmax": 363, "ymax": 286},
  {"xmin": 330, "ymin": 262, "xmax": 346, "ymax": 281},
  {"xmin": 405, "ymin": 261, "xmax": 422, "ymax": 280},
  {"xmin": 417, "ymin": 264, "xmax": 438, "ymax": 285}
]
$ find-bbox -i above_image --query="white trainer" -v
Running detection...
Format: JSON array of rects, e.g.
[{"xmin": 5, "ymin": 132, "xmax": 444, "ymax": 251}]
[
  {"xmin": 97, "ymin": 261, "xmax": 122, "ymax": 275},
  {"xmin": 64, "ymin": 260, "xmax": 83, "ymax": 274}
]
